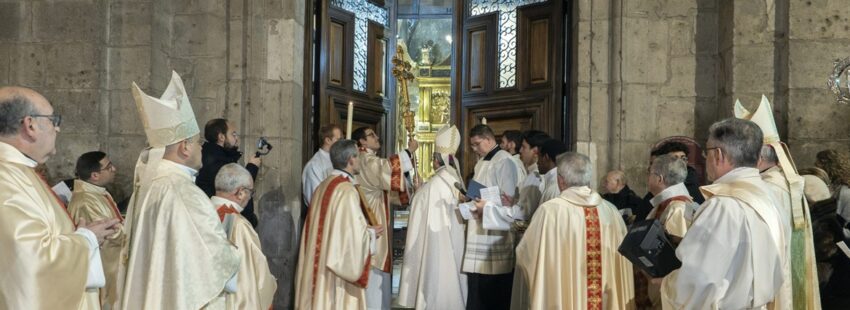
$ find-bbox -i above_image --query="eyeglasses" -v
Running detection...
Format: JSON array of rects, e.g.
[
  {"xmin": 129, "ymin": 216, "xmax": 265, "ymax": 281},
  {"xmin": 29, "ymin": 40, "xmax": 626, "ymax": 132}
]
[
  {"xmin": 29, "ymin": 114, "xmax": 62, "ymax": 127},
  {"xmin": 241, "ymin": 187, "xmax": 255, "ymax": 198},
  {"xmin": 99, "ymin": 161, "xmax": 115, "ymax": 172},
  {"xmin": 702, "ymin": 147, "xmax": 720, "ymax": 158}
]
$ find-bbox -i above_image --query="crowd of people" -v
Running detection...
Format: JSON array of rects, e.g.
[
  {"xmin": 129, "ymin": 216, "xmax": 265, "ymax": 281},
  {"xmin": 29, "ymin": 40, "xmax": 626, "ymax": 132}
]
[{"xmin": 0, "ymin": 71, "xmax": 848, "ymax": 310}]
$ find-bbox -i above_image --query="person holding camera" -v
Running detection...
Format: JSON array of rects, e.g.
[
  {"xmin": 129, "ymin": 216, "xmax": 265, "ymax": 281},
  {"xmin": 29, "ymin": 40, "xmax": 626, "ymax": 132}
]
[{"xmin": 197, "ymin": 118, "xmax": 262, "ymax": 227}]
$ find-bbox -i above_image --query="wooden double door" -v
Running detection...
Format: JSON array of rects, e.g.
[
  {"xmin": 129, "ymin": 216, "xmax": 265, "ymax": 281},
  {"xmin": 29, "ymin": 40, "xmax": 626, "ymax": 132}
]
[{"xmin": 305, "ymin": 0, "xmax": 569, "ymax": 173}]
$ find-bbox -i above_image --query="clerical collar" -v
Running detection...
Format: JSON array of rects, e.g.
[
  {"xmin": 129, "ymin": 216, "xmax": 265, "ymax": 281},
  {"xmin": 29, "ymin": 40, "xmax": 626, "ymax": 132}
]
[
  {"xmin": 544, "ymin": 167, "xmax": 558, "ymax": 178},
  {"xmin": 649, "ymin": 182, "xmax": 690, "ymax": 208},
  {"xmin": 0, "ymin": 141, "xmax": 38, "ymax": 168},
  {"xmin": 331, "ymin": 169, "xmax": 357, "ymax": 183},
  {"xmin": 483, "ymin": 146, "xmax": 501, "ymax": 161},
  {"xmin": 211, "ymin": 196, "xmax": 244, "ymax": 212},
  {"xmin": 171, "ymin": 161, "xmax": 199, "ymax": 178},
  {"xmin": 713, "ymin": 167, "xmax": 760, "ymax": 184}
]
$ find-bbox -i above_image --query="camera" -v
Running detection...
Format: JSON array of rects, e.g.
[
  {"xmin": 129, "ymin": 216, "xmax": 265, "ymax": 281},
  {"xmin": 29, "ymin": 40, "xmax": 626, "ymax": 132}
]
[{"xmin": 255, "ymin": 137, "xmax": 273, "ymax": 157}]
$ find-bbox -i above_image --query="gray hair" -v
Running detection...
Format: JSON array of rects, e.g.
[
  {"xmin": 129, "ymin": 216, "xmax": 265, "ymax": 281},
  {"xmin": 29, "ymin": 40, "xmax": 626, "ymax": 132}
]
[
  {"xmin": 707, "ymin": 118, "xmax": 763, "ymax": 167},
  {"xmin": 0, "ymin": 95, "xmax": 38, "ymax": 136},
  {"xmin": 650, "ymin": 154, "xmax": 687, "ymax": 187},
  {"xmin": 556, "ymin": 152, "xmax": 593, "ymax": 187},
  {"xmin": 759, "ymin": 144, "xmax": 778, "ymax": 165},
  {"xmin": 214, "ymin": 163, "xmax": 253, "ymax": 193},
  {"xmin": 330, "ymin": 139, "xmax": 358, "ymax": 170}
]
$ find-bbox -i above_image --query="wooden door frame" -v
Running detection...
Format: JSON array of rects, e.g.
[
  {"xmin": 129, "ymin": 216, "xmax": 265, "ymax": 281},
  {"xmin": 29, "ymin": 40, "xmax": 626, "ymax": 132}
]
[
  {"xmin": 304, "ymin": 0, "xmax": 396, "ymax": 163},
  {"xmin": 451, "ymin": 0, "xmax": 572, "ymax": 178}
]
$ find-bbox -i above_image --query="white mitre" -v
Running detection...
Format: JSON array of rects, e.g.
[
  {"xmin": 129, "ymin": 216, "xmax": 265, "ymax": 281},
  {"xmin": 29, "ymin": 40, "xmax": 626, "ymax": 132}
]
[
  {"xmin": 434, "ymin": 125, "xmax": 463, "ymax": 185},
  {"xmin": 435, "ymin": 125, "xmax": 460, "ymax": 155},
  {"xmin": 734, "ymin": 95, "xmax": 780, "ymax": 144},
  {"xmin": 131, "ymin": 71, "xmax": 200, "ymax": 148},
  {"xmin": 129, "ymin": 71, "xmax": 200, "ymax": 188},
  {"xmin": 734, "ymin": 94, "xmax": 806, "ymax": 228}
]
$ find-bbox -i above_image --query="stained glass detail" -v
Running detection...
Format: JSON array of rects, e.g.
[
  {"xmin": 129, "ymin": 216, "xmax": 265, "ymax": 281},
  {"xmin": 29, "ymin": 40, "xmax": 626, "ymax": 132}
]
[
  {"xmin": 330, "ymin": 0, "xmax": 389, "ymax": 92},
  {"xmin": 469, "ymin": 0, "xmax": 547, "ymax": 88}
]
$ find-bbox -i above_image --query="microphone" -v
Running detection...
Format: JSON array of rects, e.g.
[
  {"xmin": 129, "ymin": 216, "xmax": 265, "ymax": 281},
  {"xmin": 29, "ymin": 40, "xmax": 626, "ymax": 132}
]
[{"xmin": 454, "ymin": 182, "xmax": 467, "ymax": 196}]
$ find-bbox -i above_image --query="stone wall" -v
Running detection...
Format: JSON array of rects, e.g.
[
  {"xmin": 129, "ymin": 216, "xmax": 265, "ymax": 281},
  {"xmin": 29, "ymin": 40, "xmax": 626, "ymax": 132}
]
[
  {"xmin": 786, "ymin": 0, "xmax": 850, "ymax": 167},
  {"xmin": 573, "ymin": 0, "xmax": 850, "ymax": 194},
  {"xmin": 573, "ymin": 0, "xmax": 719, "ymax": 194},
  {"xmin": 1, "ymin": 1, "xmax": 304, "ymax": 308}
]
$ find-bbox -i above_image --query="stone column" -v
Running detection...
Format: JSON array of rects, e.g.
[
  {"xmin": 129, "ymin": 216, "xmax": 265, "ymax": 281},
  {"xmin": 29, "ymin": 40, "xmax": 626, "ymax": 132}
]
[
  {"xmin": 239, "ymin": 0, "xmax": 305, "ymax": 308},
  {"xmin": 717, "ymin": 0, "xmax": 784, "ymax": 131},
  {"xmin": 573, "ymin": 0, "xmax": 717, "ymax": 194},
  {"xmin": 102, "ymin": 0, "xmax": 154, "ymax": 201}
]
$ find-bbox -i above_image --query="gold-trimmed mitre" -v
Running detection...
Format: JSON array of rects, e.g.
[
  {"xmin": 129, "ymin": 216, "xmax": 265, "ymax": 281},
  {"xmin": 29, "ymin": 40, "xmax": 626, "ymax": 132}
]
[
  {"xmin": 131, "ymin": 71, "xmax": 200, "ymax": 148},
  {"xmin": 734, "ymin": 95, "xmax": 780, "ymax": 145},
  {"xmin": 435, "ymin": 125, "xmax": 460, "ymax": 155},
  {"xmin": 734, "ymin": 94, "xmax": 807, "ymax": 229}
]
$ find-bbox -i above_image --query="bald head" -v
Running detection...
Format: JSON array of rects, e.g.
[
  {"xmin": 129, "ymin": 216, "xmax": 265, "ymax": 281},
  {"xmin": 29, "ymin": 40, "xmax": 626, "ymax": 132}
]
[
  {"xmin": 0, "ymin": 87, "xmax": 59, "ymax": 163},
  {"xmin": 603, "ymin": 170, "xmax": 626, "ymax": 194}
]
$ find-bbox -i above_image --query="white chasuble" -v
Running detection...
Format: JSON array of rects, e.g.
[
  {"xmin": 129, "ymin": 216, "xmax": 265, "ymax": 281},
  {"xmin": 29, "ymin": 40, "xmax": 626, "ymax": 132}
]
[
  {"xmin": 118, "ymin": 160, "xmax": 240, "ymax": 310},
  {"xmin": 0, "ymin": 141, "xmax": 103, "ymax": 310},
  {"xmin": 511, "ymin": 186, "xmax": 635, "ymax": 309},
  {"xmin": 296, "ymin": 174, "xmax": 375, "ymax": 310},
  {"xmin": 398, "ymin": 167, "xmax": 468, "ymax": 309},
  {"xmin": 661, "ymin": 168, "xmax": 784, "ymax": 310},
  {"xmin": 213, "ymin": 196, "xmax": 277, "ymax": 310}
]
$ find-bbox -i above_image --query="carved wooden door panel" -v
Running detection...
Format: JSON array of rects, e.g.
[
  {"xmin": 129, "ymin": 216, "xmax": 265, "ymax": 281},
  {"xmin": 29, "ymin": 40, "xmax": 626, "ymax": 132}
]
[
  {"xmin": 308, "ymin": 0, "xmax": 391, "ymax": 154},
  {"xmin": 454, "ymin": 0, "xmax": 566, "ymax": 178}
]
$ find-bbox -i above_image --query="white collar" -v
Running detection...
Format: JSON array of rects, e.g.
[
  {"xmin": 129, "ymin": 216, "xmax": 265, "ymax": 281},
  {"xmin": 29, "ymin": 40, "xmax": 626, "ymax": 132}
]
[
  {"xmin": 649, "ymin": 182, "xmax": 691, "ymax": 207},
  {"xmin": 332, "ymin": 169, "xmax": 357, "ymax": 184},
  {"xmin": 0, "ymin": 141, "xmax": 38, "ymax": 168},
  {"xmin": 211, "ymin": 196, "xmax": 244, "ymax": 212},
  {"xmin": 169, "ymin": 161, "xmax": 199, "ymax": 178},
  {"xmin": 544, "ymin": 167, "xmax": 558, "ymax": 178},
  {"xmin": 526, "ymin": 163, "xmax": 539, "ymax": 174},
  {"xmin": 714, "ymin": 167, "xmax": 761, "ymax": 184},
  {"xmin": 318, "ymin": 148, "xmax": 330, "ymax": 158}
]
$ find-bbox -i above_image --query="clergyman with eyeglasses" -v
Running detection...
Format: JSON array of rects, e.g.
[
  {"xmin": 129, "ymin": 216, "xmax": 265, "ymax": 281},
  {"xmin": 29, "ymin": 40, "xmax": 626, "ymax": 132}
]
[
  {"xmin": 0, "ymin": 86, "xmax": 120, "ymax": 310},
  {"xmin": 211, "ymin": 163, "xmax": 277, "ymax": 309},
  {"xmin": 660, "ymin": 118, "xmax": 784, "ymax": 309},
  {"xmin": 67, "ymin": 151, "xmax": 126, "ymax": 309}
]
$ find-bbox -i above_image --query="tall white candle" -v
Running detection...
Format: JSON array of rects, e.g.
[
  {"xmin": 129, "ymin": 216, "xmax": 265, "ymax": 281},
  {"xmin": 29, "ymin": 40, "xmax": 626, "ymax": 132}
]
[{"xmin": 346, "ymin": 101, "xmax": 354, "ymax": 139}]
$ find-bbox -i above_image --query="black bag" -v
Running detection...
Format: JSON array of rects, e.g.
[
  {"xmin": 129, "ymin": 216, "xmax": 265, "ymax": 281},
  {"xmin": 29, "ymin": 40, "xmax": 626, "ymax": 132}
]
[{"xmin": 618, "ymin": 219, "xmax": 681, "ymax": 278}]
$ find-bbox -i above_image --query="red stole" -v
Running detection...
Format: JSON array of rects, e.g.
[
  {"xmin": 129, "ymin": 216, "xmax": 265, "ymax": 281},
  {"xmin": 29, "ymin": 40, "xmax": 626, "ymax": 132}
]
[
  {"xmin": 34, "ymin": 170, "xmax": 75, "ymax": 229},
  {"xmin": 301, "ymin": 175, "xmax": 372, "ymax": 297},
  {"xmin": 652, "ymin": 196, "xmax": 691, "ymax": 220},
  {"xmin": 216, "ymin": 204, "xmax": 240, "ymax": 222},
  {"xmin": 585, "ymin": 207, "xmax": 603, "ymax": 309}
]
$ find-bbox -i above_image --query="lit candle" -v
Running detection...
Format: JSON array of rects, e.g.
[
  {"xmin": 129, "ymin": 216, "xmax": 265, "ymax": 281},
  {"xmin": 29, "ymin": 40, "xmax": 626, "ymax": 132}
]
[{"xmin": 346, "ymin": 101, "xmax": 354, "ymax": 139}]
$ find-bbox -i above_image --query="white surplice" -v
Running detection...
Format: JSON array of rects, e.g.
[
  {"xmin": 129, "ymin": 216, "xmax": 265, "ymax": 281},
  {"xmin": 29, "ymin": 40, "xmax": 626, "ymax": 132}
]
[
  {"xmin": 463, "ymin": 148, "xmax": 521, "ymax": 275},
  {"xmin": 510, "ymin": 154, "xmax": 527, "ymax": 186},
  {"xmin": 302, "ymin": 148, "xmax": 333, "ymax": 206},
  {"xmin": 661, "ymin": 167, "xmax": 784, "ymax": 310},
  {"xmin": 397, "ymin": 167, "xmax": 467, "ymax": 309},
  {"xmin": 540, "ymin": 167, "xmax": 561, "ymax": 204}
]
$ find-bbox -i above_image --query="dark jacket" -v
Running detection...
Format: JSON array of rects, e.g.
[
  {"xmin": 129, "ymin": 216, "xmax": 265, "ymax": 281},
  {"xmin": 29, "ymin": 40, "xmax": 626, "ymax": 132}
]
[
  {"xmin": 683, "ymin": 166, "xmax": 705, "ymax": 204},
  {"xmin": 602, "ymin": 185, "xmax": 652, "ymax": 223},
  {"xmin": 196, "ymin": 142, "xmax": 260, "ymax": 227}
]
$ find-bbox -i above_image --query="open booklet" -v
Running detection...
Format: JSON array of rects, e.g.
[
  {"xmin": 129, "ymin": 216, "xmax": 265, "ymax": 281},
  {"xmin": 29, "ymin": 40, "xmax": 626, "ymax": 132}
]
[{"xmin": 458, "ymin": 184, "xmax": 519, "ymax": 231}]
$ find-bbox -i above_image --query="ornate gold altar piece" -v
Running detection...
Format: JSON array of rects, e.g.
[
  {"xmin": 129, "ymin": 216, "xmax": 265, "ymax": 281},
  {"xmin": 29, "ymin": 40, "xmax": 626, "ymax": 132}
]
[{"xmin": 393, "ymin": 44, "xmax": 452, "ymax": 180}]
